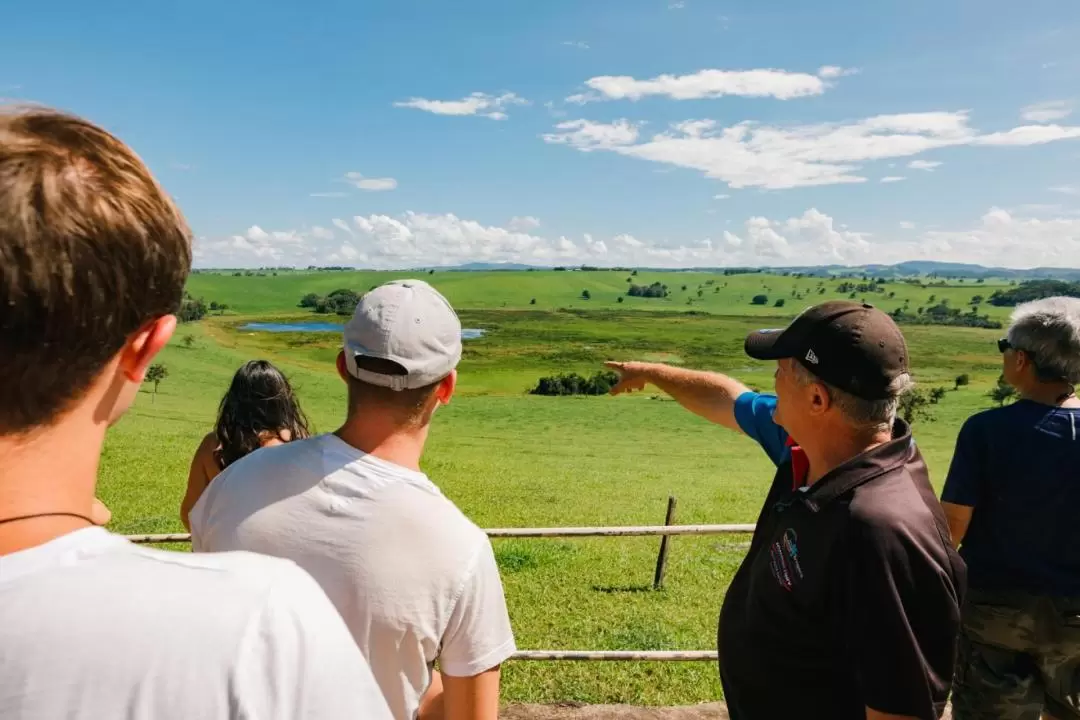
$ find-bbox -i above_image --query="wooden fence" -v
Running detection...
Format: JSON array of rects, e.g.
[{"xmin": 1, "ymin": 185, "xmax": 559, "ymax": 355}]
[{"xmin": 123, "ymin": 496, "xmax": 750, "ymax": 662}]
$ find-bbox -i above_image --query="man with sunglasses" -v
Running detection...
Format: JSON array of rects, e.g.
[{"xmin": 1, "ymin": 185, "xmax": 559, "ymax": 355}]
[
  {"xmin": 941, "ymin": 297, "xmax": 1080, "ymax": 720},
  {"xmin": 607, "ymin": 300, "xmax": 965, "ymax": 720}
]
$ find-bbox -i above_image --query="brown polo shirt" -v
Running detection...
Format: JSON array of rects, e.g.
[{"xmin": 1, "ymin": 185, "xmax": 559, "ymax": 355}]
[{"xmin": 718, "ymin": 414, "xmax": 966, "ymax": 720}]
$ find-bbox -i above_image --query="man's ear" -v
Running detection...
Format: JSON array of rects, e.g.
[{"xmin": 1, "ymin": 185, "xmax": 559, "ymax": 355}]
[
  {"xmin": 336, "ymin": 351, "xmax": 350, "ymax": 383},
  {"xmin": 118, "ymin": 315, "xmax": 177, "ymax": 382},
  {"xmin": 1017, "ymin": 350, "xmax": 1036, "ymax": 375},
  {"xmin": 435, "ymin": 369, "xmax": 457, "ymax": 406},
  {"xmin": 808, "ymin": 381, "xmax": 831, "ymax": 415}
]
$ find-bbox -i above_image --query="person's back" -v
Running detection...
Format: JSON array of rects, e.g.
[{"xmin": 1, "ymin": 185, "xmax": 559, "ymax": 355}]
[
  {"xmin": 0, "ymin": 106, "xmax": 391, "ymax": 719},
  {"xmin": 192, "ymin": 434, "xmax": 514, "ymax": 719},
  {"xmin": 1, "ymin": 528, "xmax": 388, "ymax": 719},
  {"xmin": 942, "ymin": 297, "xmax": 1080, "ymax": 720},
  {"xmin": 191, "ymin": 280, "xmax": 516, "ymax": 720},
  {"xmin": 947, "ymin": 400, "xmax": 1080, "ymax": 595}
]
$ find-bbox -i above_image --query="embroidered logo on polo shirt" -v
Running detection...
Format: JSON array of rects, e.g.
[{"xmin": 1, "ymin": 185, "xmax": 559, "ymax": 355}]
[{"xmin": 768, "ymin": 528, "xmax": 804, "ymax": 591}]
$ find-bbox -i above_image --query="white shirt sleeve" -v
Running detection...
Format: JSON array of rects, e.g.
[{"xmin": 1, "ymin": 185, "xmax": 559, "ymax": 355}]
[
  {"xmin": 438, "ymin": 538, "xmax": 517, "ymax": 678},
  {"xmin": 233, "ymin": 562, "xmax": 393, "ymax": 719}
]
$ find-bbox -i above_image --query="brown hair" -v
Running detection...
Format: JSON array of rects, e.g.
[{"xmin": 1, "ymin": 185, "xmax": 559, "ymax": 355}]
[
  {"xmin": 345, "ymin": 356, "xmax": 442, "ymax": 426},
  {"xmin": 0, "ymin": 105, "xmax": 192, "ymax": 433}
]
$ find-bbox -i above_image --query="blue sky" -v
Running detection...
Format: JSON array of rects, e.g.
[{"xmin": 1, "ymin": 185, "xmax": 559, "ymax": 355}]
[{"xmin": 4, "ymin": 0, "xmax": 1080, "ymax": 268}]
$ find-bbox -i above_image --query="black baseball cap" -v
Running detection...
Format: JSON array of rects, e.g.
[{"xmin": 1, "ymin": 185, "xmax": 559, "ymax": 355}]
[{"xmin": 744, "ymin": 300, "xmax": 910, "ymax": 400}]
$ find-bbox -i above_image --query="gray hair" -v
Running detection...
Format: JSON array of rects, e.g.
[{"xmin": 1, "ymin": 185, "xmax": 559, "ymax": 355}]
[
  {"xmin": 790, "ymin": 361, "xmax": 912, "ymax": 433},
  {"xmin": 1007, "ymin": 297, "xmax": 1080, "ymax": 384}
]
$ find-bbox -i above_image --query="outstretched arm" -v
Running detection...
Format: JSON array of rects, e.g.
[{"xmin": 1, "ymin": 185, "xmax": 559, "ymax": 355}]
[{"xmin": 605, "ymin": 361, "xmax": 751, "ymax": 433}]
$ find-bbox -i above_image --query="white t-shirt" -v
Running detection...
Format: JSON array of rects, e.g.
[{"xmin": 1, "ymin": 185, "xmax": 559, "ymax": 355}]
[
  {"xmin": 191, "ymin": 433, "xmax": 516, "ymax": 720},
  {"xmin": 0, "ymin": 526, "xmax": 392, "ymax": 720}
]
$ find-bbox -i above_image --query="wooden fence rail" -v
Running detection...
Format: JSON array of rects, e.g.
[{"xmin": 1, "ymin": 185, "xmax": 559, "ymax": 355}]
[
  {"xmin": 125, "ymin": 523, "xmax": 755, "ymax": 545},
  {"xmin": 121, "ymin": 501, "xmax": 741, "ymax": 662}
]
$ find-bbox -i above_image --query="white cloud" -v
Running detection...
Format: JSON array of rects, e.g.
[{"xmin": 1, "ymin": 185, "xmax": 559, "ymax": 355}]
[
  {"xmin": 344, "ymin": 172, "xmax": 398, "ymax": 192},
  {"xmin": 332, "ymin": 218, "xmax": 354, "ymax": 236},
  {"xmin": 193, "ymin": 205, "xmax": 1080, "ymax": 270},
  {"xmin": 880, "ymin": 176, "xmax": 906, "ymax": 183},
  {"xmin": 668, "ymin": 1, "xmax": 686, "ymax": 8},
  {"xmin": 562, "ymin": 40, "xmax": 590, "ymax": 49},
  {"xmin": 310, "ymin": 191, "xmax": 349, "ymax": 198},
  {"xmin": 908, "ymin": 160, "xmax": 942, "ymax": 171},
  {"xmin": 817, "ymin": 66, "xmax": 859, "ymax": 79},
  {"xmin": 542, "ymin": 119, "xmax": 641, "ymax": 150},
  {"xmin": 565, "ymin": 67, "xmax": 830, "ymax": 104},
  {"xmin": 508, "ymin": 215, "xmax": 541, "ymax": 231},
  {"xmin": 543, "ymin": 111, "xmax": 1080, "ymax": 189},
  {"xmin": 1020, "ymin": 100, "xmax": 1073, "ymax": 123},
  {"xmin": 1051, "ymin": 185, "xmax": 1080, "ymax": 196},
  {"xmin": 714, "ymin": 194, "xmax": 731, "ymax": 200},
  {"xmin": 974, "ymin": 124, "xmax": 1080, "ymax": 146},
  {"xmin": 394, "ymin": 91, "xmax": 528, "ymax": 120}
]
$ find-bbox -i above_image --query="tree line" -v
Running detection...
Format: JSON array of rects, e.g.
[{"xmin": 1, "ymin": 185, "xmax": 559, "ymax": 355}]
[
  {"xmin": 529, "ymin": 371, "xmax": 620, "ymax": 396},
  {"xmin": 989, "ymin": 280, "xmax": 1080, "ymax": 306},
  {"xmin": 298, "ymin": 289, "xmax": 362, "ymax": 315}
]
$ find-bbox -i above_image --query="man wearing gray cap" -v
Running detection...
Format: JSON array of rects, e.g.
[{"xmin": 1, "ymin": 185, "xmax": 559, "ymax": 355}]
[{"xmin": 191, "ymin": 279, "xmax": 516, "ymax": 720}]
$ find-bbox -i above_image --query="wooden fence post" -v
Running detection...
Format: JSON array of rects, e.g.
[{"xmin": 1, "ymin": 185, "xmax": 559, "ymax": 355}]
[{"xmin": 653, "ymin": 495, "xmax": 677, "ymax": 590}]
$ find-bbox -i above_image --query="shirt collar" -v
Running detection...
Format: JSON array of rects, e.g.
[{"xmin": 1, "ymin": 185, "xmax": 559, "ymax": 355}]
[{"xmin": 797, "ymin": 418, "xmax": 917, "ymax": 512}]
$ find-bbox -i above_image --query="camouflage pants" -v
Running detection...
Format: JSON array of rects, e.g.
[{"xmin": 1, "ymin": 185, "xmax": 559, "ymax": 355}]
[{"xmin": 952, "ymin": 589, "xmax": 1080, "ymax": 720}]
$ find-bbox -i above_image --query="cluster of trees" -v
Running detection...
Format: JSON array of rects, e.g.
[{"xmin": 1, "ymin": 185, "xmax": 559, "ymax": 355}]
[
  {"xmin": 178, "ymin": 293, "xmax": 228, "ymax": 322},
  {"xmin": 298, "ymin": 289, "xmax": 362, "ymax": 315},
  {"xmin": 627, "ymin": 282, "xmax": 670, "ymax": 298},
  {"xmin": 750, "ymin": 294, "xmax": 784, "ymax": 306},
  {"xmin": 529, "ymin": 370, "xmax": 620, "ymax": 396},
  {"xmin": 888, "ymin": 303, "xmax": 1002, "ymax": 329},
  {"xmin": 988, "ymin": 280, "xmax": 1080, "ymax": 306},
  {"xmin": 836, "ymin": 280, "xmax": 887, "ymax": 294},
  {"xmin": 899, "ymin": 384, "xmax": 951, "ymax": 424}
]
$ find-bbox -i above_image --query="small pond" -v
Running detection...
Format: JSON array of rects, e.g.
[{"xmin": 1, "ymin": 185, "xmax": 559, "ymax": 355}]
[{"xmin": 241, "ymin": 321, "xmax": 485, "ymax": 339}]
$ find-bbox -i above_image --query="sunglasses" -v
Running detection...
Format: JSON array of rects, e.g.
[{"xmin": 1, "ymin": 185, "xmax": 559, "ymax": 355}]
[{"xmin": 997, "ymin": 338, "xmax": 1011, "ymax": 353}]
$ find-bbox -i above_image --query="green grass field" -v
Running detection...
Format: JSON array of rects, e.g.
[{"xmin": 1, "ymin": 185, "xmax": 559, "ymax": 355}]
[{"xmin": 98, "ymin": 270, "xmax": 1011, "ymax": 705}]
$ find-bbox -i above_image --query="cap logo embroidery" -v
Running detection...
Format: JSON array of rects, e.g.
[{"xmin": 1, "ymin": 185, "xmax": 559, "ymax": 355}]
[{"xmin": 805, "ymin": 349, "xmax": 819, "ymax": 364}]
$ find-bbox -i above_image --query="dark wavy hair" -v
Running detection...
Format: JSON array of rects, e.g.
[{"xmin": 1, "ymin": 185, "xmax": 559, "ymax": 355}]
[{"xmin": 214, "ymin": 360, "xmax": 311, "ymax": 468}]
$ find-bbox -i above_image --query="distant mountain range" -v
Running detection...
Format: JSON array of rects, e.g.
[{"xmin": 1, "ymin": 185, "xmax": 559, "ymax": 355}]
[{"xmin": 445, "ymin": 260, "xmax": 1080, "ymax": 281}]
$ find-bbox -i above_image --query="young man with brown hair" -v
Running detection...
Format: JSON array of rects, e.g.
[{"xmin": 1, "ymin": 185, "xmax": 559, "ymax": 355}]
[
  {"xmin": 191, "ymin": 279, "xmax": 516, "ymax": 720},
  {"xmin": 0, "ymin": 105, "xmax": 391, "ymax": 719}
]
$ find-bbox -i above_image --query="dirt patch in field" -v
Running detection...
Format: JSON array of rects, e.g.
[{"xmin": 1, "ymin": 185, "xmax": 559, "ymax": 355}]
[{"xmin": 502, "ymin": 702, "xmax": 953, "ymax": 719}]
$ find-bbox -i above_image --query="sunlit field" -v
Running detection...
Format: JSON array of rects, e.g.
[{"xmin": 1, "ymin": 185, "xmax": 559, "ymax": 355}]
[{"xmin": 98, "ymin": 269, "xmax": 1008, "ymax": 705}]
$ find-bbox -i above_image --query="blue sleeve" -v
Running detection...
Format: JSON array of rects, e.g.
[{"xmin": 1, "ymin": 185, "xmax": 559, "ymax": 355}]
[
  {"xmin": 733, "ymin": 391, "xmax": 791, "ymax": 467},
  {"xmin": 941, "ymin": 417, "xmax": 982, "ymax": 506}
]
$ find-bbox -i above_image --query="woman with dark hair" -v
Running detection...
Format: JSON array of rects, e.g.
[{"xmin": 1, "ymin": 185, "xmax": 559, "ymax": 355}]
[{"xmin": 180, "ymin": 360, "xmax": 311, "ymax": 530}]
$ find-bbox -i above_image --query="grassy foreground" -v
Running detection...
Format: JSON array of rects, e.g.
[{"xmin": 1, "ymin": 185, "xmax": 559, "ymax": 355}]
[{"xmin": 98, "ymin": 271, "xmax": 1009, "ymax": 705}]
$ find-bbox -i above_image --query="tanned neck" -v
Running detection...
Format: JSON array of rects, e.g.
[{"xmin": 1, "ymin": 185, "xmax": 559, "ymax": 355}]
[
  {"xmin": 334, "ymin": 417, "xmax": 429, "ymax": 472},
  {"xmin": 804, "ymin": 426, "xmax": 893, "ymax": 486},
  {"xmin": 1020, "ymin": 381, "xmax": 1079, "ymax": 408},
  {"xmin": 0, "ymin": 415, "xmax": 104, "ymax": 555}
]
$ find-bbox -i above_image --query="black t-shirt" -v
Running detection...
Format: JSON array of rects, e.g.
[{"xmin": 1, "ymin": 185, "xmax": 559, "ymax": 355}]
[
  {"xmin": 721, "ymin": 393, "xmax": 966, "ymax": 720},
  {"xmin": 941, "ymin": 400, "xmax": 1080, "ymax": 596}
]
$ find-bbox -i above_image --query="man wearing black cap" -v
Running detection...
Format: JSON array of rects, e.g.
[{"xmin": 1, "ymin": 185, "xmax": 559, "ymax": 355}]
[{"xmin": 606, "ymin": 301, "xmax": 966, "ymax": 720}]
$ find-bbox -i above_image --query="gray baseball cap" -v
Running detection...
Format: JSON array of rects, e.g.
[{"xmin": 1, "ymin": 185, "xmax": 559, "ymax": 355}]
[{"xmin": 343, "ymin": 279, "xmax": 462, "ymax": 390}]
